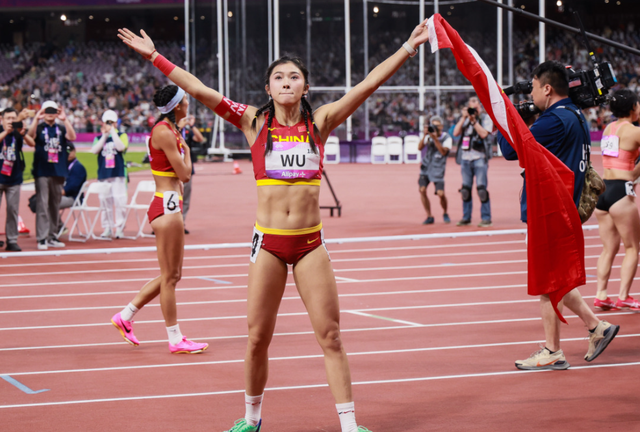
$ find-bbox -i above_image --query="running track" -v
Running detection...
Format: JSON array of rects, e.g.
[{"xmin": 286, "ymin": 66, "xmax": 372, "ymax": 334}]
[{"xmin": 1, "ymin": 231, "xmax": 639, "ymax": 431}]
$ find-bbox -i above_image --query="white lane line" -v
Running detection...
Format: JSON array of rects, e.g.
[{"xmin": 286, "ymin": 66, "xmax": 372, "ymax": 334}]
[
  {"xmin": 334, "ymin": 276, "xmax": 359, "ymax": 282},
  {"xmin": 1, "ymin": 360, "xmax": 638, "ymax": 409},
  {"xmin": 1, "ymin": 307, "xmax": 636, "ymax": 332},
  {"xmin": 5, "ymin": 334, "xmax": 639, "ymax": 377},
  {"xmin": 345, "ymin": 310, "xmax": 422, "ymax": 326},
  {"xmin": 3, "ymin": 254, "xmax": 248, "ymax": 268}
]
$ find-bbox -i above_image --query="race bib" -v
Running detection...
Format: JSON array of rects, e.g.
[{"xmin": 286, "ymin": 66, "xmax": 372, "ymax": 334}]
[
  {"xmin": 162, "ymin": 191, "xmax": 181, "ymax": 215},
  {"xmin": 265, "ymin": 141, "xmax": 320, "ymax": 180},
  {"xmin": 625, "ymin": 181, "xmax": 636, "ymax": 197},
  {"xmin": 48, "ymin": 147, "xmax": 59, "ymax": 163},
  {"xmin": 461, "ymin": 136, "xmax": 470, "ymax": 150},
  {"xmin": 249, "ymin": 226, "xmax": 264, "ymax": 263},
  {"xmin": 601, "ymin": 135, "xmax": 619, "ymax": 157},
  {"xmin": 1, "ymin": 160, "xmax": 13, "ymax": 176},
  {"xmin": 105, "ymin": 154, "xmax": 115, "ymax": 169}
]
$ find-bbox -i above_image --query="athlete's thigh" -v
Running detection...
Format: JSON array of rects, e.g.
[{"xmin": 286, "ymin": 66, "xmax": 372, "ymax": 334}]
[
  {"xmin": 247, "ymin": 250, "xmax": 288, "ymax": 334},
  {"xmin": 595, "ymin": 209, "xmax": 620, "ymax": 252},
  {"xmin": 609, "ymin": 197, "xmax": 640, "ymax": 249},
  {"xmin": 151, "ymin": 213, "xmax": 185, "ymax": 275},
  {"xmin": 293, "ymin": 247, "xmax": 340, "ymax": 331}
]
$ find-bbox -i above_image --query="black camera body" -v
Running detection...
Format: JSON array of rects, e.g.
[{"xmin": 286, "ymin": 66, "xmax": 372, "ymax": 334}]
[
  {"xmin": 467, "ymin": 107, "xmax": 478, "ymax": 116},
  {"xmin": 11, "ymin": 121, "xmax": 23, "ymax": 130},
  {"xmin": 503, "ymin": 62, "xmax": 618, "ymax": 112},
  {"xmin": 427, "ymin": 125, "xmax": 435, "ymax": 133}
]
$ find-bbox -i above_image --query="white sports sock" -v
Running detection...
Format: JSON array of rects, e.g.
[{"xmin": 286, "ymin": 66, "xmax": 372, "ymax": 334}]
[
  {"xmin": 336, "ymin": 402, "xmax": 358, "ymax": 432},
  {"xmin": 120, "ymin": 303, "xmax": 139, "ymax": 322},
  {"xmin": 166, "ymin": 324, "xmax": 183, "ymax": 345},
  {"xmin": 244, "ymin": 393, "xmax": 264, "ymax": 426}
]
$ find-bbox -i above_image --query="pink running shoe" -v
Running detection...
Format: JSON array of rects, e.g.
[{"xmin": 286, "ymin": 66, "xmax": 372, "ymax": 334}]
[
  {"xmin": 111, "ymin": 313, "xmax": 140, "ymax": 346},
  {"xmin": 615, "ymin": 296, "xmax": 640, "ymax": 311},
  {"xmin": 594, "ymin": 297, "xmax": 617, "ymax": 311},
  {"xmin": 169, "ymin": 336, "xmax": 208, "ymax": 354}
]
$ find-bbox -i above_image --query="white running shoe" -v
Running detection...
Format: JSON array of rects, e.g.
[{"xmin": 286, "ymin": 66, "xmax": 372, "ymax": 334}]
[{"xmin": 47, "ymin": 238, "xmax": 65, "ymax": 248}]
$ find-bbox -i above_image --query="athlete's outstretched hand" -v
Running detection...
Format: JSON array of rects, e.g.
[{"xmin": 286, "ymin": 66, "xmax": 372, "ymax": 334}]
[
  {"xmin": 408, "ymin": 18, "xmax": 430, "ymax": 49},
  {"xmin": 118, "ymin": 28, "xmax": 155, "ymax": 59}
]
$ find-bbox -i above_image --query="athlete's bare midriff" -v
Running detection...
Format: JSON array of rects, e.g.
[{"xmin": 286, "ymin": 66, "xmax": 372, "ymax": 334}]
[
  {"xmin": 153, "ymin": 175, "xmax": 182, "ymax": 195},
  {"xmin": 256, "ymin": 185, "xmax": 321, "ymax": 229}
]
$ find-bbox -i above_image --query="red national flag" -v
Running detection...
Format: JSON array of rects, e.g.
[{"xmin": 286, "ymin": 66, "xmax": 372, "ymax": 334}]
[{"xmin": 426, "ymin": 14, "xmax": 585, "ymax": 322}]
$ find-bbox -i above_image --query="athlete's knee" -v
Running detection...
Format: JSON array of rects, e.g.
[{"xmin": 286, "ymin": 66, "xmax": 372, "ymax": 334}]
[
  {"xmin": 247, "ymin": 325, "xmax": 274, "ymax": 352},
  {"xmin": 436, "ymin": 189, "xmax": 445, "ymax": 197},
  {"xmin": 317, "ymin": 324, "xmax": 343, "ymax": 353},
  {"xmin": 459, "ymin": 185, "xmax": 472, "ymax": 202},
  {"xmin": 477, "ymin": 185, "xmax": 490, "ymax": 203},
  {"xmin": 162, "ymin": 270, "xmax": 182, "ymax": 286},
  {"xmin": 419, "ymin": 186, "xmax": 427, "ymax": 195}
]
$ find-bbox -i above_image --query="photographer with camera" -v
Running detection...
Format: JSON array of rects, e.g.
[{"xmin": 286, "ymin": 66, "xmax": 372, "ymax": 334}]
[
  {"xmin": 177, "ymin": 114, "xmax": 204, "ymax": 234},
  {"xmin": 497, "ymin": 60, "xmax": 619, "ymax": 371},
  {"xmin": 453, "ymin": 96, "xmax": 493, "ymax": 227},
  {"xmin": 27, "ymin": 100, "xmax": 77, "ymax": 250},
  {"xmin": 0, "ymin": 108, "xmax": 35, "ymax": 252},
  {"xmin": 91, "ymin": 109, "xmax": 129, "ymax": 239},
  {"xmin": 418, "ymin": 116, "xmax": 452, "ymax": 224}
]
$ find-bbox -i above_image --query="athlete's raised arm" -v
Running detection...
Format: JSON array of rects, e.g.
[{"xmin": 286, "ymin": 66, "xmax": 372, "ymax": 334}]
[
  {"xmin": 314, "ymin": 18, "xmax": 430, "ymax": 140},
  {"xmin": 117, "ymin": 28, "xmax": 257, "ymax": 131}
]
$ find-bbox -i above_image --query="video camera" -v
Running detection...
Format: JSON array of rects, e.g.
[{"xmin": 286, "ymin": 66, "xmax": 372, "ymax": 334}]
[{"xmin": 504, "ymin": 62, "xmax": 617, "ymax": 118}]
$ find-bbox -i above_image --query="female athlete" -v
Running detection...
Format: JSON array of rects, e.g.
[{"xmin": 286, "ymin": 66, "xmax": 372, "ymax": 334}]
[
  {"xmin": 110, "ymin": 85, "xmax": 208, "ymax": 354},
  {"xmin": 119, "ymin": 19, "xmax": 429, "ymax": 431},
  {"xmin": 594, "ymin": 89, "xmax": 640, "ymax": 311}
]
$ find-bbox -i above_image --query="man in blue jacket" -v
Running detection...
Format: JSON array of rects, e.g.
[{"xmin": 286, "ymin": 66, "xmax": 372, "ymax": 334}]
[{"xmin": 498, "ymin": 61, "xmax": 619, "ymax": 371}]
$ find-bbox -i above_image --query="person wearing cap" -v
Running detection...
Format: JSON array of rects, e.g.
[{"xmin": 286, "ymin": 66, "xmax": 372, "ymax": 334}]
[
  {"xmin": 91, "ymin": 109, "xmax": 129, "ymax": 238},
  {"xmin": 27, "ymin": 100, "xmax": 77, "ymax": 250},
  {"xmin": 418, "ymin": 116, "xmax": 452, "ymax": 225},
  {"xmin": 0, "ymin": 107, "xmax": 35, "ymax": 252},
  {"xmin": 59, "ymin": 142, "xmax": 87, "ymax": 212}
]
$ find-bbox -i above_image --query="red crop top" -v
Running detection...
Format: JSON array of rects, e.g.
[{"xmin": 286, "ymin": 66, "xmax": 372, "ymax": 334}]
[
  {"xmin": 251, "ymin": 114, "xmax": 324, "ymax": 186},
  {"xmin": 147, "ymin": 121, "xmax": 185, "ymax": 178}
]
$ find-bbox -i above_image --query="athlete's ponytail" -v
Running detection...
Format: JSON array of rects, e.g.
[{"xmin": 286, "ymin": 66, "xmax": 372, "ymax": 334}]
[{"xmin": 153, "ymin": 85, "xmax": 179, "ymax": 126}]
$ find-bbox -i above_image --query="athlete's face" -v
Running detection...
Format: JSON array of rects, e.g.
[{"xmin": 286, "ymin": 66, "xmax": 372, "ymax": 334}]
[
  {"xmin": 633, "ymin": 101, "xmax": 640, "ymax": 121},
  {"xmin": 266, "ymin": 63, "xmax": 309, "ymax": 106}
]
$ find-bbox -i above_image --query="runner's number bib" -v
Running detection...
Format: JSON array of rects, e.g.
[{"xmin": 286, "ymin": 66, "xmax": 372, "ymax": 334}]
[
  {"xmin": 163, "ymin": 191, "xmax": 181, "ymax": 215},
  {"xmin": 265, "ymin": 142, "xmax": 320, "ymax": 180},
  {"xmin": 601, "ymin": 135, "xmax": 619, "ymax": 158}
]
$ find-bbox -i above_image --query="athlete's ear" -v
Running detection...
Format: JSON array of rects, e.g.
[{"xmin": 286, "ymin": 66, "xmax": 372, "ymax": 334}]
[{"xmin": 265, "ymin": 84, "xmax": 271, "ymax": 98}]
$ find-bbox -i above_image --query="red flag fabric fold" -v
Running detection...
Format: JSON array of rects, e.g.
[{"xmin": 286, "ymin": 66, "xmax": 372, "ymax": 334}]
[{"xmin": 426, "ymin": 14, "xmax": 585, "ymax": 322}]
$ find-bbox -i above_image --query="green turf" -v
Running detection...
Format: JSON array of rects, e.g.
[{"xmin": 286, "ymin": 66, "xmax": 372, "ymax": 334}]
[{"xmin": 21, "ymin": 151, "xmax": 150, "ymax": 182}]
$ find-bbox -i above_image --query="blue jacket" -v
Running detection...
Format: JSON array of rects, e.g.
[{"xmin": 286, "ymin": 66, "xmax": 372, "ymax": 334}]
[
  {"xmin": 498, "ymin": 98, "xmax": 590, "ymax": 222},
  {"xmin": 64, "ymin": 158, "xmax": 87, "ymax": 200}
]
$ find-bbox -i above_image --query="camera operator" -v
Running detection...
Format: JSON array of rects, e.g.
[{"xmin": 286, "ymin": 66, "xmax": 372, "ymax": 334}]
[
  {"xmin": 0, "ymin": 108, "xmax": 35, "ymax": 252},
  {"xmin": 418, "ymin": 116, "xmax": 451, "ymax": 224},
  {"xmin": 27, "ymin": 100, "xmax": 77, "ymax": 250},
  {"xmin": 91, "ymin": 110, "xmax": 129, "ymax": 239},
  {"xmin": 177, "ymin": 114, "xmax": 204, "ymax": 234},
  {"xmin": 497, "ymin": 60, "xmax": 619, "ymax": 371},
  {"xmin": 453, "ymin": 96, "xmax": 493, "ymax": 227}
]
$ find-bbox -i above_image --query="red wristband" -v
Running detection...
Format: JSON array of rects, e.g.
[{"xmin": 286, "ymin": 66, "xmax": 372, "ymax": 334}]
[
  {"xmin": 146, "ymin": 49, "xmax": 157, "ymax": 60},
  {"xmin": 153, "ymin": 54, "xmax": 176, "ymax": 76}
]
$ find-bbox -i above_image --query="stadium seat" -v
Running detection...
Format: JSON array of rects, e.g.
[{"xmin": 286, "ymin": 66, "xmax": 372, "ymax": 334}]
[
  {"xmin": 371, "ymin": 137, "xmax": 388, "ymax": 164},
  {"xmin": 403, "ymin": 135, "xmax": 422, "ymax": 163},
  {"xmin": 61, "ymin": 182, "xmax": 114, "ymax": 242},
  {"xmin": 324, "ymin": 136, "xmax": 340, "ymax": 164},
  {"xmin": 121, "ymin": 180, "xmax": 157, "ymax": 240},
  {"xmin": 387, "ymin": 136, "xmax": 403, "ymax": 163}
]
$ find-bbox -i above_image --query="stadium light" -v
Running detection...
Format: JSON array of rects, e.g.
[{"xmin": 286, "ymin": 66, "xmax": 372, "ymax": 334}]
[
  {"xmin": 89, "ymin": 15, "xmax": 93, "ymax": 20},
  {"xmin": 200, "ymin": 15, "xmax": 205, "ymax": 20},
  {"xmin": 373, "ymin": 6, "xmax": 379, "ymax": 13},
  {"xmin": 9, "ymin": 19, "xmax": 14, "ymax": 23},
  {"xmin": 228, "ymin": 11, "xmax": 233, "ymax": 18},
  {"xmin": 174, "ymin": 16, "xmax": 179, "ymax": 21},
  {"xmin": 556, "ymin": 0, "xmax": 562, "ymax": 6},
  {"xmin": 60, "ymin": 14, "xmax": 67, "ymax": 21}
]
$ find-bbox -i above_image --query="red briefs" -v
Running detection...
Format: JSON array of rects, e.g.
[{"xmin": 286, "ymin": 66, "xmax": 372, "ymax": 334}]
[
  {"xmin": 147, "ymin": 191, "xmax": 183, "ymax": 223},
  {"xmin": 250, "ymin": 222, "xmax": 329, "ymax": 266}
]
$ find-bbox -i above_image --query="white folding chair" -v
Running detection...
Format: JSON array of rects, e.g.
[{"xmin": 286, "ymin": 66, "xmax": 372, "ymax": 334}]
[
  {"xmin": 324, "ymin": 136, "xmax": 340, "ymax": 164},
  {"xmin": 387, "ymin": 136, "xmax": 403, "ymax": 163},
  {"xmin": 64, "ymin": 181, "xmax": 113, "ymax": 242},
  {"xmin": 370, "ymin": 136, "xmax": 388, "ymax": 164},
  {"xmin": 403, "ymin": 135, "xmax": 422, "ymax": 163},
  {"xmin": 121, "ymin": 180, "xmax": 156, "ymax": 239}
]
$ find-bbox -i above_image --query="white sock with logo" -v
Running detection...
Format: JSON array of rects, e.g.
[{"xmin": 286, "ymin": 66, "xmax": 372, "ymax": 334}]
[
  {"xmin": 336, "ymin": 402, "xmax": 358, "ymax": 432},
  {"xmin": 244, "ymin": 393, "xmax": 263, "ymax": 426},
  {"xmin": 120, "ymin": 303, "xmax": 139, "ymax": 322},
  {"xmin": 166, "ymin": 324, "xmax": 183, "ymax": 345}
]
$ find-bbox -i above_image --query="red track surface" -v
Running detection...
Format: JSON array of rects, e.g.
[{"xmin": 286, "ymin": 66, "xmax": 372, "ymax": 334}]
[{"xmin": 1, "ymin": 156, "xmax": 639, "ymax": 431}]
